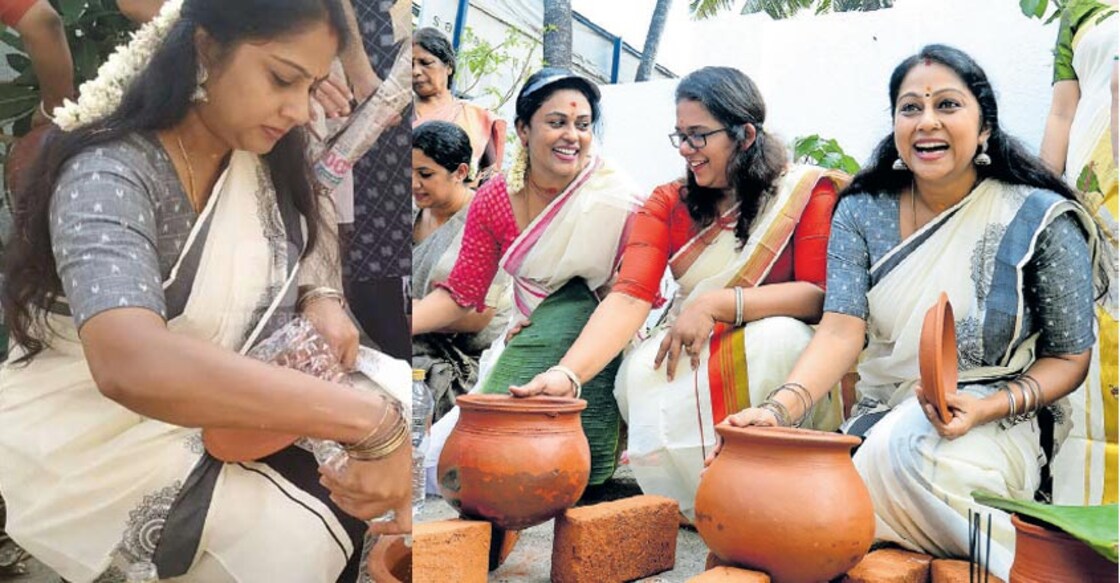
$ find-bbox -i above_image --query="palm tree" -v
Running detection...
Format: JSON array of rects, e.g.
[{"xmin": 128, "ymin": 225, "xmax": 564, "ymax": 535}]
[
  {"xmin": 690, "ymin": 0, "xmax": 891, "ymax": 20},
  {"xmin": 636, "ymin": 0, "xmax": 674, "ymax": 81},
  {"xmin": 543, "ymin": 0, "xmax": 573, "ymax": 69}
]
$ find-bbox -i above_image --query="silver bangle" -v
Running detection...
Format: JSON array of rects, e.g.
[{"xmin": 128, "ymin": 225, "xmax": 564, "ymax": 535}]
[
  {"xmin": 39, "ymin": 101, "xmax": 55, "ymax": 122},
  {"xmin": 298, "ymin": 286, "xmax": 347, "ymax": 312},
  {"xmin": 547, "ymin": 365, "xmax": 582, "ymax": 399},
  {"xmin": 733, "ymin": 287, "xmax": 744, "ymax": 327}
]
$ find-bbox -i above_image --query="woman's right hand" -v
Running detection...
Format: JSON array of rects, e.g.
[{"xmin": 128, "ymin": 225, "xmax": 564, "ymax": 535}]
[
  {"xmin": 725, "ymin": 407, "xmax": 780, "ymax": 428},
  {"xmin": 319, "ymin": 443, "xmax": 412, "ymax": 535},
  {"xmin": 505, "ymin": 318, "xmax": 531, "ymax": 344}
]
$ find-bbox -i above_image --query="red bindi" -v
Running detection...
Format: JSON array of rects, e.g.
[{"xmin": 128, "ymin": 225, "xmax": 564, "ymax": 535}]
[{"xmin": 570, "ymin": 102, "xmax": 577, "ymax": 107}]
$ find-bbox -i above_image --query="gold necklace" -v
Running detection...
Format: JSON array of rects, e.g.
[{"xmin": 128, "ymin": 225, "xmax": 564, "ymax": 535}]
[{"xmin": 175, "ymin": 132, "xmax": 199, "ymax": 212}]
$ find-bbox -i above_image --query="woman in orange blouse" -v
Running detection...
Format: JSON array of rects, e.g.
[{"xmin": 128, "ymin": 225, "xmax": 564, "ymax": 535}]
[{"xmin": 511, "ymin": 67, "xmax": 847, "ymax": 516}]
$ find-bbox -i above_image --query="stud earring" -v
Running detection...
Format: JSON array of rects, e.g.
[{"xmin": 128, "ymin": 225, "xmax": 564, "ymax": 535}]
[
  {"xmin": 892, "ymin": 158, "xmax": 908, "ymax": 171},
  {"xmin": 974, "ymin": 142, "xmax": 991, "ymax": 166},
  {"xmin": 191, "ymin": 63, "xmax": 209, "ymax": 103}
]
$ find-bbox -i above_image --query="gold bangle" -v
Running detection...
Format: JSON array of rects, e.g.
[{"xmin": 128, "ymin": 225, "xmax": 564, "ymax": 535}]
[{"xmin": 346, "ymin": 419, "xmax": 408, "ymax": 460}]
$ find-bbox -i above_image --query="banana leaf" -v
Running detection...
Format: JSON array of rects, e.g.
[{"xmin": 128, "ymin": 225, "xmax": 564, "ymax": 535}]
[{"xmin": 972, "ymin": 490, "xmax": 1118, "ymax": 563}]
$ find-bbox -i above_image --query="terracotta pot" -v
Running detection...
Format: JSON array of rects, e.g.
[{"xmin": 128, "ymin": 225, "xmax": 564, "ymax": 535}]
[
  {"xmin": 438, "ymin": 394, "xmax": 590, "ymax": 530},
  {"xmin": 919, "ymin": 291, "xmax": 958, "ymax": 424},
  {"xmin": 202, "ymin": 428, "xmax": 300, "ymax": 462},
  {"xmin": 1009, "ymin": 514, "xmax": 1116, "ymax": 582},
  {"xmin": 694, "ymin": 425, "xmax": 874, "ymax": 583},
  {"xmin": 367, "ymin": 535, "xmax": 411, "ymax": 583}
]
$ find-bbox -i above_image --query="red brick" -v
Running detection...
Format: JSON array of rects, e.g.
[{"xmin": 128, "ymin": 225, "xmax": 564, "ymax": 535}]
[
  {"xmin": 413, "ymin": 519, "xmax": 490, "ymax": 583},
  {"xmin": 688, "ymin": 566, "xmax": 771, "ymax": 582},
  {"xmin": 842, "ymin": 549, "xmax": 933, "ymax": 583},
  {"xmin": 930, "ymin": 559, "xmax": 1004, "ymax": 583},
  {"xmin": 488, "ymin": 526, "xmax": 520, "ymax": 571},
  {"xmin": 551, "ymin": 495, "xmax": 679, "ymax": 583}
]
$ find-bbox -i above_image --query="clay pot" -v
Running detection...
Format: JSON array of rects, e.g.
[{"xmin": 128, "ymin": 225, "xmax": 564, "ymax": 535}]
[
  {"xmin": 438, "ymin": 394, "xmax": 590, "ymax": 530},
  {"xmin": 694, "ymin": 425, "xmax": 874, "ymax": 583},
  {"xmin": 919, "ymin": 291, "xmax": 958, "ymax": 424},
  {"xmin": 367, "ymin": 535, "xmax": 411, "ymax": 583},
  {"xmin": 1009, "ymin": 514, "xmax": 1116, "ymax": 582},
  {"xmin": 202, "ymin": 428, "xmax": 299, "ymax": 462}
]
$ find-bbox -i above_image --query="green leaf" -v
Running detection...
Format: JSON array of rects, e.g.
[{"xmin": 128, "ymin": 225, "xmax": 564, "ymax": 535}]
[
  {"xmin": 973, "ymin": 490, "xmax": 1119, "ymax": 563},
  {"xmin": 0, "ymin": 29, "xmax": 24, "ymax": 52},
  {"xmin": 1020, "ymin": 0, "xmax": 1048, "ymax": 18},
  {"xmin": 690, "ymin": 0, "xmax": 735, "ymax": 20},
  {"xmin": 73, "ymin": 37, "xmax": 100, "ymax": 83},
  {"xmin": 840, "ymin": 155, "xmax": 860, "ymax": 175},
  {"xmin": 793, "ymin": 135, "xmax": 823, "ymax": 159},
  {"xmin": 0, "ymin": 83, "xmax": 40, "ymax": 122},
  {"xmin": 59, "ymin": 0, "xmax": 87, "ymax": 25},
  {"xmin": 5, "ymin": 53, "xmax": 31, "ymax": 72}
]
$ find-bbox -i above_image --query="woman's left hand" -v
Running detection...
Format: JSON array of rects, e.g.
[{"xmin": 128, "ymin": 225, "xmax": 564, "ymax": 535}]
[
  {"xmin": 319, "ymin": 444, "xmax": 412, "ymax": 535},
  {"xmin": 304, "ymin": 298, "xmax": 360, "ymax": 369},
  {"xmin": 914, "ymin": 385, "xmax": 984, "ymax": 440},
  {"xmin": 509, "ymin": 369, "xmax": 577, "ymax": 398},
  {"xmin": 654, "ymin": 301, "xmax": 716, "ymax": 380}
]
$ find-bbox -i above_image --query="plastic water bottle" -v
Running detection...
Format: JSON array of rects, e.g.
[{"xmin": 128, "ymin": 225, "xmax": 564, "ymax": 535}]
[
  {"xmin": 412, "ymin": 368, "xmax": 434, "ymax": 514},
  {"xmin": 125, "ymin": 561, "xmax": 159, "ymax": 583}
]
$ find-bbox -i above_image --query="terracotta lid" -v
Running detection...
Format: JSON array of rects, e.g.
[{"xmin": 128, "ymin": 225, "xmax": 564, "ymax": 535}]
[{"xmin": 919, "ymin": 291, "xmax": 958, "ymax": 424}]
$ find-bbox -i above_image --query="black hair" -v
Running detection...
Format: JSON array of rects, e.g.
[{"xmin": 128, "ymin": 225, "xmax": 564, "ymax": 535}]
[
  {"xmin": 2, "ymin": 0, "xmax": 350, "ymax": 363},
  {"xmin": 514, "ymin": 68, "xmax": 601, "ymax": 133},
  {"xmin": 413, "ymin": 120, "xmax": 472, "ymax": 175},
  {"xmin": 845, "ymin": 44, "xmax": 1078, "ymax": 202},
  {"xmin": 413, "ymin": 27, "xmax": 456, "ymax": 85},
  {"xmin": 675, "ymin": 66, "xmax": 787, "ymax": 245}
]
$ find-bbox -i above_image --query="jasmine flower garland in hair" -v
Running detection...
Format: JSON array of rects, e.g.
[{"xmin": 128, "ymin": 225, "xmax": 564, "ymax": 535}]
[
  {"xmin": 506, "ymin": 143, "xmax": 528, "ymax": 193},
  {"xmin": 53, "ymin": 0, "xmax": 184, "ymax": 131}
]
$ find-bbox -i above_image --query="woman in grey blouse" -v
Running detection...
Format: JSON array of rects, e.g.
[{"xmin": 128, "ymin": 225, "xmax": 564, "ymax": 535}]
[
  {"xmin": 712, "ymin": 45, "xmax": 1102, "ymax": 579},
  {"xmin": 0, "ymin": 1, "xmax": 408, "ymax": 582}
]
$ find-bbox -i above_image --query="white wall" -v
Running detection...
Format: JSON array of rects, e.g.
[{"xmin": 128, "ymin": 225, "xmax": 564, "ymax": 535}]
[{"xmin": 596, "ymin": 0, "xmax": 1061, "ymax": 196}]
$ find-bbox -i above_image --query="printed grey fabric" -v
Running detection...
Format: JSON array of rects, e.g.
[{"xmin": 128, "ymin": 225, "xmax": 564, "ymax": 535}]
[
  {"xmin": 49, "ymin": 132, "xmax": 194, "ymax": 329},
  {"xmin": 824, "ymin": 190, "xmax": 1095, "ymax": 357},
  {"xmin": 349, "ymin": 0, "xmax": 411, "ymax": 283}
]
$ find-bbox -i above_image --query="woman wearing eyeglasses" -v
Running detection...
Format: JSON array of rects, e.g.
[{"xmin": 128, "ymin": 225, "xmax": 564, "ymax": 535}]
[{"xmin": 512, "ymin": 66, "xmax": 847, "ymax": 518}]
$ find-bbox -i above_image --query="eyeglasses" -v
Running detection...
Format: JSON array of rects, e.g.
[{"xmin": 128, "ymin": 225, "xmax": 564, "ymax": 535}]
[{"xmin": 668, "ymin": 128, "xmax": 730, "ymax": 149}]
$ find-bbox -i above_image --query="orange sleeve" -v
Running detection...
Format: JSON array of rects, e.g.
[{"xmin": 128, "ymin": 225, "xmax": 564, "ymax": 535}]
[
  {"xmin": 791, "ymin": 178, "xmax": 839, "ymax": 290},
  {"xmin": 612, "ymin": 183, "xmax": 679, "ymax": 303},
  {"xmin": 1, "ymin": 0, "xmax": 38, "ymax": 27}
]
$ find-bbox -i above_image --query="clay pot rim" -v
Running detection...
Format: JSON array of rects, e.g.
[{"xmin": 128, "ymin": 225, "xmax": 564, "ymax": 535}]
[
  {"xmin": 714, "ymin": 424, "xmax": 861, "ymax": 448},
  {"xmin": 1010, "ymin": 513, "xmax": 1079, "ymax": 541},
  {"xmin": 919, "ymin": 291, "xmax": 957, "ymax": 424},
  {"xmin": 456, "ymin": 394, "xmax": 587, "ymax": 414}
]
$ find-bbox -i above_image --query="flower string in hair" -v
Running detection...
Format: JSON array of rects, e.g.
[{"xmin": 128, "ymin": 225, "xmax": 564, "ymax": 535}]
[
  {"xmin": 53, "ymin": 0, "xmax": 185, "ymax": 131},
  {"xmin": 505, "ymin": 143, "xmax": 529, "ymax": 193}
]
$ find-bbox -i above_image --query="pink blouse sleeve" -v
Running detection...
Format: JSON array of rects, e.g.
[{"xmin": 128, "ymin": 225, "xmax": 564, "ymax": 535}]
[{"xmin": 434, "ymin": 177, "xmax": 519, "ymax": 311}]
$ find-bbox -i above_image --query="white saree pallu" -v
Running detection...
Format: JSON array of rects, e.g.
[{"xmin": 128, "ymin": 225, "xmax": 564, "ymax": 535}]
[
  {"xmin": 617, "ymin": 166, "xmax": 847, "ymax": 520},
  {"xmin": 0, "ymin": 151, "xmax": 366, "ymax": 583},
  {"xmin": 423, "ymin": 156, "xmax": 644, "ymax": 482},
  {"xmin": 1050, "ymin": 10, "xmax": 1119, "ymax": 506},
  {"xmin": 849, "ymin": 180, "xmax": 1099, "ymax": 581}
]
